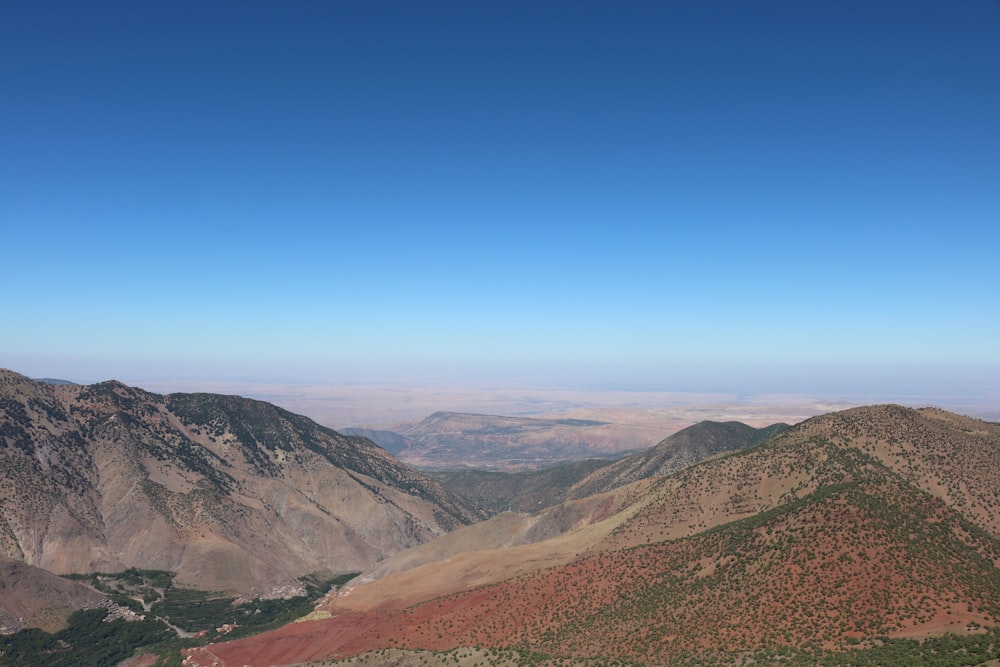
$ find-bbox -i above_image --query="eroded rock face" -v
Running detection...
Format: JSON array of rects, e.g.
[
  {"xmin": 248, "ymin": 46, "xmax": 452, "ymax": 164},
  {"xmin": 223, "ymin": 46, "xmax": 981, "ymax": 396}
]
[{"xmin": 0, "ymin": 369, "xmax": 484, "ymax": 593}]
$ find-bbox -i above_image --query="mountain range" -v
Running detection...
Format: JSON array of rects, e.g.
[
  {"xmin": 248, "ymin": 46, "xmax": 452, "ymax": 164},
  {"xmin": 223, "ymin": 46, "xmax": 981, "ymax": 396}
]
[
  {"xmin": 5, "ymin": 367, "xmax": 1000, "ymax": 666},
  {"xmin": 190, "ymin": 404, "xmax": 1000, "ymax": 667},
  {"xmin": 0, "ymin": 557, "xmax": 104, "ymax": 633},
  {"xmin": 0, "ymin": 369, "xmax": 483, "ymax": 598}
]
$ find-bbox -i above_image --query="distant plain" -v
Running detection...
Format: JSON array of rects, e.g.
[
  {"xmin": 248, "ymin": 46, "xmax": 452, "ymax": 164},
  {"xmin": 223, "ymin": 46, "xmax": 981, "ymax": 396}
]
[{"xmin": 136, "ymin": 380, "xmax": 999, "ymax": 433}]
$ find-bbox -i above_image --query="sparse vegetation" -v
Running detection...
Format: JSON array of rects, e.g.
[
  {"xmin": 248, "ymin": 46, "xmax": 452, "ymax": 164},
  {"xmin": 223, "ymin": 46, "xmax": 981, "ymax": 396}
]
[
  {"xmin": 7, "ymin": 370, "xmax": 1000, "ymax": 667},
  {"xmin": 0, "ymin": 569, "xmax": 358, "ymax": 665},
  {"xmin": 195, "ymin": 405, "xmax": 1000, "ymax": 667}
]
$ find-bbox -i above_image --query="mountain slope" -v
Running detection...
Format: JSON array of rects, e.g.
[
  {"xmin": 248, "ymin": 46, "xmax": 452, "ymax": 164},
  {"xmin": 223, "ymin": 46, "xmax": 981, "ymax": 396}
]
[
  {"xmin": 427, "ymin": 420, "xmax": 788, "ymax": 516},
  {"xmin": 214, "ymin": 477, "xmax": 1000, "ymax": 667},
  {"xmin": 566, "ymin": 420, "xmax": 789, "ymax": 500},
  {"xmin": 347, "ymin": 422, "xmax": 790, "ymax": 589},
  {"xmin": 310, "ymin": 406, "xmax": 1000, "ymax": 609},
  {"xmin": 0, "ymin": 369, "xmax": 483, "ymax": 594},
  {"xmin": 428, "ymin": 459, "xmax": 613, "ymax": 515},
  {"xmin": 792, "ymin": 404, "xmax": 1000, "ymax": 537},
  {"xmin": 191, "ymin": 404, "xmax": 1000, "ymax": 666},
  {"xmin": 340, "ymin": 427, "xmax": 414, "ymax": 456},
  {"xmin": 0, "ymin": 557, "xmax": 105, "ymax": 633},
  {"xmin": 359, "ymin": 479, "xmax": 1000, "ymax": 665}
]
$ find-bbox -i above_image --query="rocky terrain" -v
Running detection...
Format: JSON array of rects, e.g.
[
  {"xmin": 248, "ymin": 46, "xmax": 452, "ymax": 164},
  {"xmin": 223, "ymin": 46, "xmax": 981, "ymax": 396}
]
[
  {"xmin": 0, "ymin": 369, "xmax": 484, "ymax": 598},
  {"xmin": 189, "ymin": 405, "xmax": 1000, "ymax": 666}
]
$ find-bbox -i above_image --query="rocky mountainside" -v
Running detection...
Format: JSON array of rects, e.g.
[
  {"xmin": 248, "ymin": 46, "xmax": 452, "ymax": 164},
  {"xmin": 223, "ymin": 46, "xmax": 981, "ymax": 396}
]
[
  {"xmin": 193, "ymin": 405, "xmax": 1000, "ymax": 666},
  {"xmin": 0, "ymin": 369, "xmax": 483, "ymax": 594},
  {"xmin": 384, "ymin": 411, "xmax": 661, "ymax": 470}
]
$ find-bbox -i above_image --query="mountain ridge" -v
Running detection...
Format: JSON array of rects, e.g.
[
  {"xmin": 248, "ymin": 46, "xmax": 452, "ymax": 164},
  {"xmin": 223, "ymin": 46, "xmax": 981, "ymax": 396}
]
[
  {"xmin": 566, "ymin": 419, "xmax": 790, "ymax": 500},
  {"xmin": 428, "ymin": 420, "xmax": 789, "ymax": 516},
  {"xmin": 0, "ymin": 369, "xmax": 484, "ymax": 596}
]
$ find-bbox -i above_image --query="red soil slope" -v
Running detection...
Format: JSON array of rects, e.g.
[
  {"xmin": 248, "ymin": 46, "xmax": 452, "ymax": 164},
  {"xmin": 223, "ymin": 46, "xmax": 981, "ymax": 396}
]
[{"xmin": 185, "ymin": 476, "xmax": 1000, "ymax": 666}]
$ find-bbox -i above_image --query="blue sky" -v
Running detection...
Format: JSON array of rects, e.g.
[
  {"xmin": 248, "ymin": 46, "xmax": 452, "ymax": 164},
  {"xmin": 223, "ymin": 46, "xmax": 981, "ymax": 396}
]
[{"xmin": 2, "ymin": 1, "xmax": 998, "ymax": 395}]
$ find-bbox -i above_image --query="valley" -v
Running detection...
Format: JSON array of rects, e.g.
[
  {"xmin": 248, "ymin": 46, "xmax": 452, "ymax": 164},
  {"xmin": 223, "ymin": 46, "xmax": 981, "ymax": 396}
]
[
  {"xmin": 3, "ymin": 369, "xmax": 1000, "ymax": 666},
  {"xmin": 347, "ymin": 410, "xmax": 660, "ymax": 471},
  {"xmin": 183, "ymin": 405, "xmax": 1000, "ymax": 666}
]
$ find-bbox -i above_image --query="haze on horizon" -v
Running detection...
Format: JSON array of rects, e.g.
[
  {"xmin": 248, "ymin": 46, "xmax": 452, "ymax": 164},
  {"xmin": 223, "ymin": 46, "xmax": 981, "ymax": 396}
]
[{"xmin": 2, "ymin": 2, "xmax": 998, "ymax": 412}]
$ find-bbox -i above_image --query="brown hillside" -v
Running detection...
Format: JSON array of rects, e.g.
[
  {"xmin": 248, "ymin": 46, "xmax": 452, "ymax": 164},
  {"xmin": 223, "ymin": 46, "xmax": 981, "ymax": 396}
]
[
  {"xmin": 597, "ymin": 404, "xmax": 1000, "ymax": 552},
  {"xmin": 429, "ymin": 458, "xmax": 613, "ymax": 515},
  {"xmin": 0, "ymin": 369, "xmax": 483, "ymax": 594},
  {"xmin": 309, "ymin": 405, "xmax": 1000, "ymax": 612},
  {"xmin": 791, "ymin": 404, "xmax": 1000, "ymax": 537},
  {"xmin": 342, "ymin": 420, "xmax": 790, "ymax": 597},
  {"xmin": 340, "ymin": 486, "xmax": 649, "ymax": 610},
  {"xmin": 567, "ymin": 420, "xmax": 789, "ymax": 500},
  {"xmin": 0, "ymin": 557, "xmax": 105, "ymax": 632},
  {"xmin": 188, "ymin": 404, "xmax": 1000, "ymax": 666},
  {"xmin": 428, "ymin": 420, "xmax": 787, "ymax": 517},
  {"xmin": 190, "ymin": 474, "xmax": 1000, "ymax": 666}
]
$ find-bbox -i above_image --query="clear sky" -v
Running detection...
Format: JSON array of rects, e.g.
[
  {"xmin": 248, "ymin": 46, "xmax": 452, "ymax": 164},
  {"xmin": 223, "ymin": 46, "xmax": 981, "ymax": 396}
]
[{"xmin": 2, "ymin": 1, "xmax": 998, "ymax": 397}]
